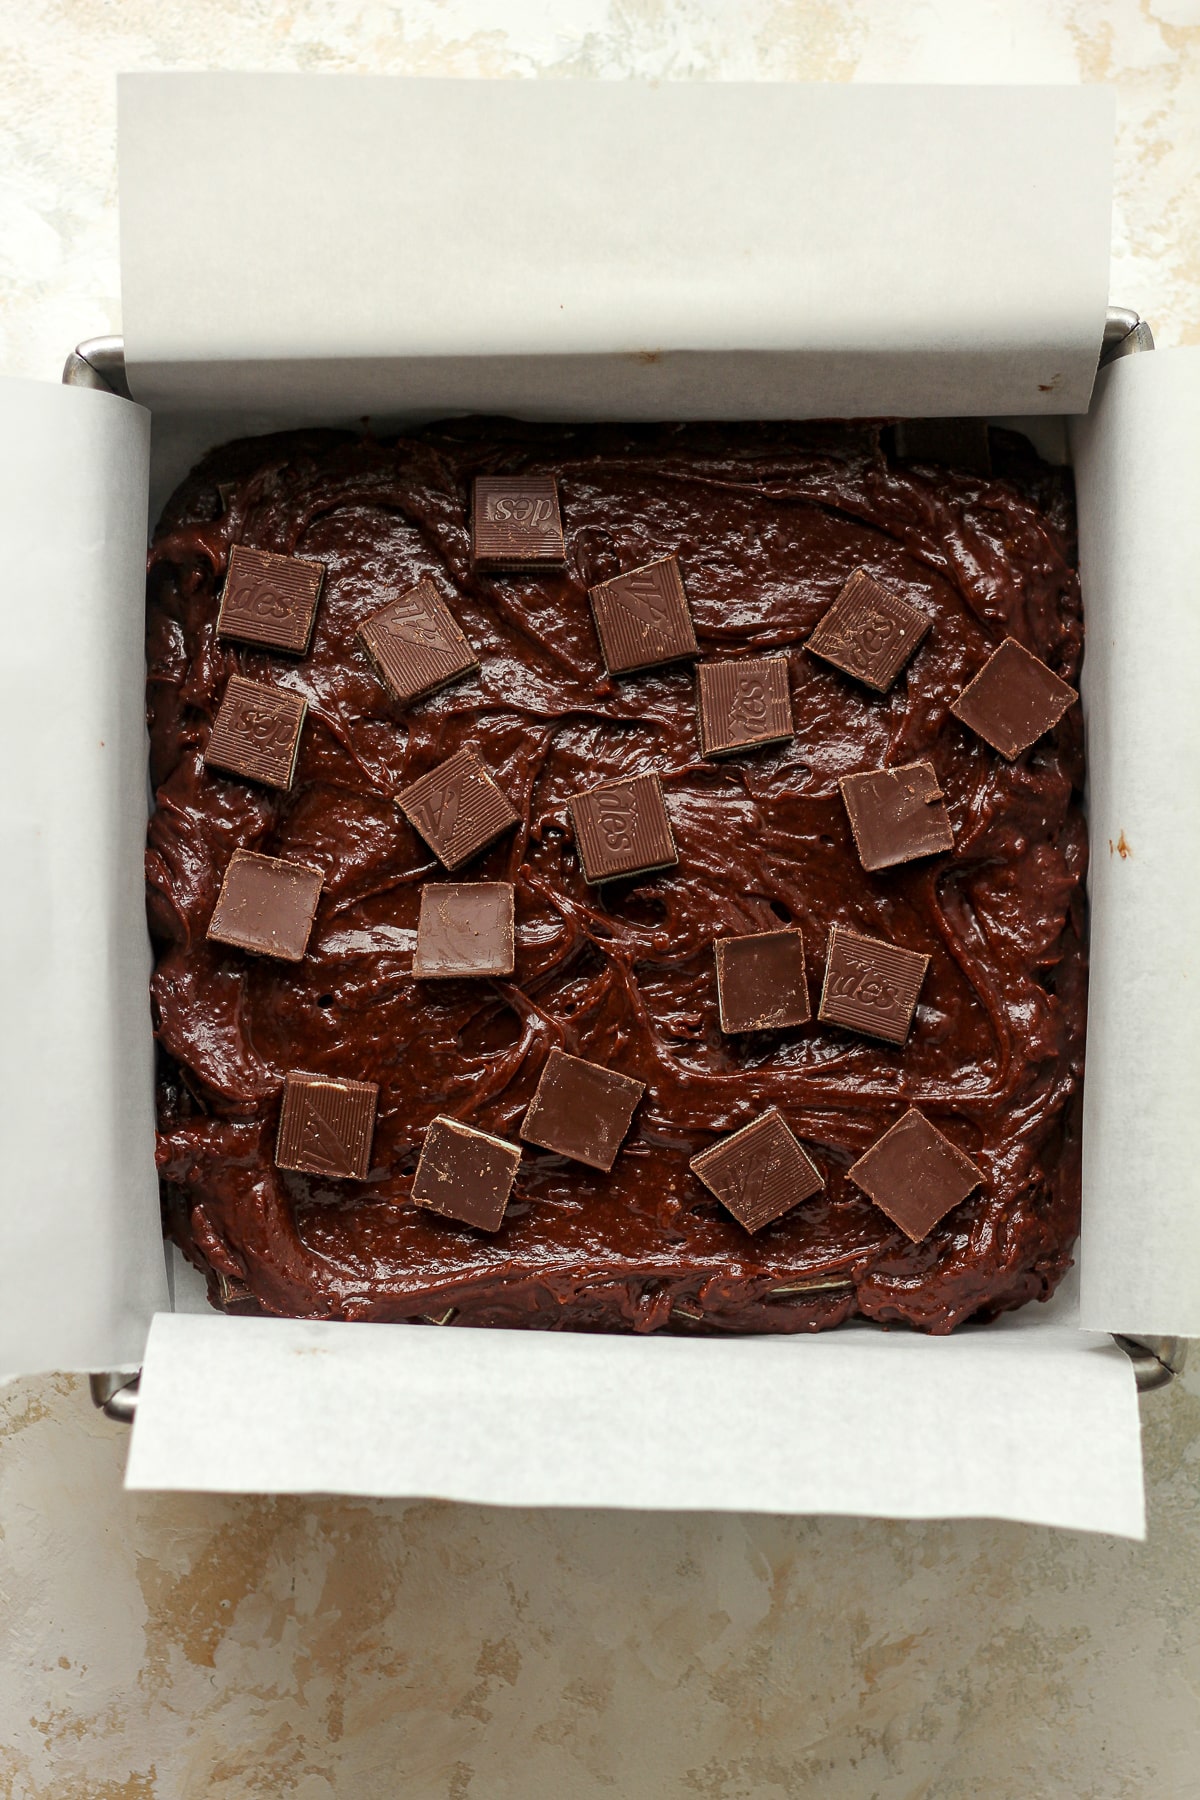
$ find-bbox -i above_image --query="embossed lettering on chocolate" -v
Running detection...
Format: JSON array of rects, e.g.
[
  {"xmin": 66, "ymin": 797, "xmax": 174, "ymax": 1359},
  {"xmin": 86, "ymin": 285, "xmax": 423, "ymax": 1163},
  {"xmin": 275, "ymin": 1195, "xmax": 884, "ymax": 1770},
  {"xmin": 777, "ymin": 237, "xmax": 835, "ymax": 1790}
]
[{"xmin": 146, "ymin": 420, "xmax": 1086, "ymax": 1336}]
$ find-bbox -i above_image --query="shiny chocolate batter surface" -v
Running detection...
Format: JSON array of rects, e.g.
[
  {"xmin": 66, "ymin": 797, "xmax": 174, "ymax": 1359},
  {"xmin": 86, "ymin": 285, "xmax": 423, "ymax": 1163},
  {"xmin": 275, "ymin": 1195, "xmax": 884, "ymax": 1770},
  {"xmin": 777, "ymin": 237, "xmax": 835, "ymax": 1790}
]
[{"xmin": 147, "ymin": 421, "xmax": 1086, "ymax": 1335}]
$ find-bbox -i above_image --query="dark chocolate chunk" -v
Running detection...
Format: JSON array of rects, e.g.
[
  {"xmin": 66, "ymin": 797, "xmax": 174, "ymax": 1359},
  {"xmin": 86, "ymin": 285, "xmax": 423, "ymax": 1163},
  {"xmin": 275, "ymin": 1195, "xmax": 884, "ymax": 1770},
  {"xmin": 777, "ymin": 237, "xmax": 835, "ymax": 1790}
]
[
  {"xmin": 413, "ymin": 881, "xmax": 515, "ymax": 978},
  {"xmin": 714, "ymin": 929, "xmax": 810, "ymax": 1032},
  {"xmin": 690, "ymin": 1107, "xmax": 823, "ymax": 1233},
  {"xmin": 848, "ymin": 1107, "xmax": 982, "ymax": 1241},
  {"xmin": 569, "ymin": 772, "xmax": 678, "ymax": 884},
  {"xmin": 205, "ymin": 674, "xmax": 307, "ymax": 789},
  {"xmin": 412, "ymin": 1115, "xmax": 522, "ymax": 1232},
  {"xmin": 397, "ymin": 747, "xmax": 519, "ymax": 872},
  {"xmin": 207, "ymin": 849, "xmax": 324, "ymax": 961},
  {"xmin": 697, "ymin": 655, "xmax": 794, "ymax": 758},
  {"xmin": 358, "ymin": 577, "xmax": 478, "ymax": 707},
  {"xmin": 275, "ymin": 1070, "xmax": 378, "ymax": 1180},
  {"xmin": 893, "ymin": 418, "xmax": 992, "ymax": 478},
  {"xmin": 818, "ymin": 923, "xmax": 929, "ymax": 1045},
  {"xmin": 472, "ymin": 476, "xmax": 565, "ymax": 570},
  {"xmin": 589, "ymin": 555, "xmax": 698, "ymax": 674},
  {"xmin": 950, "ymin": 637, "xmax": 1078, "ymax": 760},
  {"xmin": 838, "ymin": 760, "xmax": 955, "ymax": 872},
  {"xmin": 520, "ymin": 1047, "xmax": 645, "ymax": 1171},
  {"xmin": 806, "ymin": 570, "xmax": 931, "ymax": 693},
  {"xmin": 216, "ymin": 544, "xmax": 325, "ymax": 654}
]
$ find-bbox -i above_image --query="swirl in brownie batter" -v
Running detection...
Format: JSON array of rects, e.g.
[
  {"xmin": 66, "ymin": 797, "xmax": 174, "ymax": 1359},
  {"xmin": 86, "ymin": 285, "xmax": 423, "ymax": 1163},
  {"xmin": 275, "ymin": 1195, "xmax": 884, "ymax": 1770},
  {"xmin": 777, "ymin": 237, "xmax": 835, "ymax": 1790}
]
[{"xmin": 146, "ymin": 421, "xmax": 1086, "ymax": 1336}]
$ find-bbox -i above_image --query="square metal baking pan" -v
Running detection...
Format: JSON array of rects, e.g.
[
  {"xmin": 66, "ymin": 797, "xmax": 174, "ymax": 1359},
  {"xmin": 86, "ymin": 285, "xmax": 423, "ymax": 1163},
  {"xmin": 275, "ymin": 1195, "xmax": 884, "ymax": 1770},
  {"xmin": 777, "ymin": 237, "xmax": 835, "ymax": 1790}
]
[{"xmin": 67, "ymin": 311, "xmax": 1186, "ymax": 1422}]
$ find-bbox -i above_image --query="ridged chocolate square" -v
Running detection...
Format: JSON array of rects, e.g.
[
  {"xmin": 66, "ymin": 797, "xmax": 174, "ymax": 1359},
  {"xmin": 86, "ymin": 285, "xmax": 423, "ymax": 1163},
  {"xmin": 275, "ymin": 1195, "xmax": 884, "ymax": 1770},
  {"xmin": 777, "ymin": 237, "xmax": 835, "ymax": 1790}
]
[
  {"xmin": 818, "ymin": 923, "xmax": 929, "ymax": 1046},
  {"xmin": 849, "ymin": 1107, "xmax": 982, "ymax": 1241},
  {"xmin": 275, "ymin": 1070, "xmax": 378, "ymax": 1181},
  {"xmin": 358, "ymin": 577, "xmax": 478, "ymax": 707},
  {"xmin": 216, "ymin": 544, "xmax": 325, "ymax": 654},
  {"xmin": 950, "ymin": 637, "xmax": 1077, "ymax": 760},
  {"xmin": 413, "ymin": 882, "xmax": 515, "ymax": 979},
  {"xmin": 589, "ymin": 555, "xmax": 698, "ymax": 674},
  {"xmin": 412, "ymin": 1116, "xmax": 522, "ymax": 1232},
  {"xmin": 714, "ymin": 929, "xmax": 809, "ymax": 1032},
  {"xmin": 472, "ymin": 476, "xmax": 565, "ymax": 570},
  {"xmin": 838, "ymin": 761, "xmax": 955, "ymax": 872},
  {"xmin": 520, "ymin": 1048, "xmax": 645, "ymax": 1172},
  {"xmin": 690, "ymin": 1108, "xmax": 823, "ymax": 1234},
  {"xmin": 806, "ymin": 570, "xmax": 931, "ymax": 693},
  {"xmin": 205, "ymin": 675, "xmax": 307, "ymax": 789},
  {"xmin": 207, "ymin": 849, "xmax": 324, "ymax": 961},
  {"xmin": 397, "ymin": 747, "xmax": 519, "ymax": 871},
  {"xmin": 698, "ymin": 655, "xmax": 794, "ymax": 757},
  {"xmin": 569, "ymin": 772, "xmax": 678, "ymax": 884}
]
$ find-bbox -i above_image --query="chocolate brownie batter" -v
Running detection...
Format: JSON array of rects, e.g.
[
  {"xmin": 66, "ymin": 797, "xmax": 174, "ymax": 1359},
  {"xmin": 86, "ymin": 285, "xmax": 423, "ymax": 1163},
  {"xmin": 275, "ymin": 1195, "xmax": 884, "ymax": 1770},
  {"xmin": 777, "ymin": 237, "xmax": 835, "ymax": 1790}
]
[{"xmin": 146, "ymin": 421, "xmax": 1086, "ymax": 1335}]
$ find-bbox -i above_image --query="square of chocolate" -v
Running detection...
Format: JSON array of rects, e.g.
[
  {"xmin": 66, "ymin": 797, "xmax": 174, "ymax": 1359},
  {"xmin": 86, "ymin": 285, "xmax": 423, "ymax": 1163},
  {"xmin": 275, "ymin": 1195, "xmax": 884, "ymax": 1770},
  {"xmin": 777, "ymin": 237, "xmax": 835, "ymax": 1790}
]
[
  {"xmin": 207, "ymin": 849, "xmax": 324, "ymax": 961},
  {"xmin": 818, "ymin": 923, "xmax": 929, "ymax": 1046},
  {"xmin": 838, "ymin": 760, "xmax": 955, "ymax": 872},
  {"xmin": 950, "ymin": 637, "xmax": 1078, "ymax": 760},
  {"xmin": 412, "ymin": 1115, "xmax": 522, "ymax": 1232},
  {"xmin": 805, "ymin": 570, "xmax": 931, "ymax": 693},
  {"xmin": 397, "ymin": 747, "xmax": 519, "ymax": 872},
  {"xmin": 275, "ymin": 1070, "xmax": 378, "ymax": 1181},
  {"xmin": 216, "ymin": 544, "xmax": 325, "ymax": 654},
  {"xmin": 697, "ymin": 655, "xmax": 794, "ymax": 758},
  {"xmin": 472, "ymin": 476, "xmax": 566, "ymax": 570},
  {"xmin": 413, "ymin": 882, "xmax": 515, "ymax": 979},
  {"xmin": 205, "ymin": 674, "xmax": 307, "ymax": 790},
  {"xmin": 568, "ymin": 772, "xmax": 678, "ymax": 884},
  {"xmin": 690, "ymin": 1107, "xmax": 823, "ymax": 1234},
  {"xmin": 588, "ymin": 555, "xmax": 698, "ymax": 674},
  {"xmin": 714, "ymin": 929, "xmax": 810, "ymax": 1032},
  {"xmin": 358, "ymin": 577, "xmax": 478, "ymax": 707},
  {"xmin": 848, "ymin": 1107, "xmax": 982, "ymax": 1241},
  {"xmin": 520, "ymin": 1047, "xmax": 645, "ymax": 1172}
]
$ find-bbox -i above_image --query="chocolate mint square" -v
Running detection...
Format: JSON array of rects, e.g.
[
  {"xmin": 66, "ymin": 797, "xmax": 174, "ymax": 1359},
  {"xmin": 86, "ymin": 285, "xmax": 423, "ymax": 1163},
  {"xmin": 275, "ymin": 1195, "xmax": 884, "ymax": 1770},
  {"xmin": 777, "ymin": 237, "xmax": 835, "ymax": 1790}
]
[
  {"xmin": 589, "ymin": 555, "xmax": 698, "ymax": 674},
  {"xmin": 818, "ymin": 923, "xmax": 929, "ymax": 1046},
  {"xmin": 413, "ymin": 882, "xmax": 515, "ymax": 979},
  {"xmin": 275, "ymin": 1070, "xmax": 378, "ymax": 1181},
  {"xmin": 950, "ymin": 637, "xmax": 1077, "ymax": 760},
  {"xmin": 714, "ymin": 929, "xmax": 810, "ymax": 1032},
  {"xmin": 569, "ymin": 772, "xmax": 678, "ymax": 884},
  {"xmin": 207, "ymin": 849, "xmax": 324, "ymax": 961},
  {"xmin": 848, "ymin": 1107, "xmax": 982, "ymax": 1240},
  {"xmin": 217, "ymin": 544, "xmax": 325, "ymax": 654},
  {"xmin": 412, "ymin": 1115, "xmax": 522, "ymax": 1232},
  {"xmin": 806, "ymin": 569, "xmax": 930, "ymax": 692},
  {"xmin": 397, "ymin": 747, "xmax": 519, "ymax": 872},
  {"xmin": 358, "ymin": 577, "xmax": 478, "ymax": 707},
  {"xmin": 472, "ymin": 475, "xmax": 566, "ymax": 570},
  {"xmin": 697, "ymin": 655, "xmax": 793, "ymax": 757},
  {"xmin": 520, "ymin": 1047, "xmax": 645, "ymax": 1172},
  {"xmin": 838, "ymin": 761, "xmax": 954, "ymax": 872},
  {"xmin": 690, "ymin": 1107, "xmax": 823, "ymax": 1233},
  {"xmin": 205, "ymin": 675, "xmax": 307, "ymax": 790}
]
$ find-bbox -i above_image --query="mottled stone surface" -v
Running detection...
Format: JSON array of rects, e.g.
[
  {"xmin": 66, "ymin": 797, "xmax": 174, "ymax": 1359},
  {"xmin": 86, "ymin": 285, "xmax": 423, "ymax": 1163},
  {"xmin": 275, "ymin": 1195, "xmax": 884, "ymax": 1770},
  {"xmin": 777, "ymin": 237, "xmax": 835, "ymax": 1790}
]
[{"xmin": 1, "ymin": 1, "xmax": 1198, "ymax": 1794}]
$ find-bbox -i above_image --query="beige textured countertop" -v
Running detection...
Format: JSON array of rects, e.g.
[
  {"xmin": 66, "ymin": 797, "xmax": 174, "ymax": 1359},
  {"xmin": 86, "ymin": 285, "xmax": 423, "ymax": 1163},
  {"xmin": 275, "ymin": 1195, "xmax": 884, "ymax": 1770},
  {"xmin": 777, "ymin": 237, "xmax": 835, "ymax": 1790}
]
[{"xmin": 2, "ymin": 4, "xmax": 1198, "ymax": 1795}]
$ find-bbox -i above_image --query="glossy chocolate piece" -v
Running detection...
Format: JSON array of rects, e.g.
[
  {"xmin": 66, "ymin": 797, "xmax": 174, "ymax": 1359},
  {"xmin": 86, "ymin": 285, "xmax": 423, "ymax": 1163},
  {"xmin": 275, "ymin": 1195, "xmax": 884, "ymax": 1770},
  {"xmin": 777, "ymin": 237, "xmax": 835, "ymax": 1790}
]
[
  {"xmin": 848, "ymin": 1107, "xmax": 982, "ymax": 1241},
  {"xmin": 589, "ymin": 555, "xmax": 698, "ymax": 674},
  {"xmin": 472, "ymin": 475, "xmax": 565, "ymax": 569},
  {"xmin": 714, "ymin": 929, "xmax": 809, "ymax": 1032},
  {"xmin": 148, "ymin": 421, "xmax": 1086, "ymax": 1338},
  {"xmin": 412, "ymin": 1116, "xmax": 522, "ymax": 1232},
  {"xmin": 838, "ymin": 761, "xmax": 954, "ymax": 872},
  {"xmin": 413, "ymin": 882, "xmax": 515, "ymax": 979},
  {"xmin": 697, "ymin": 655, "xmax": 793, "ymax": 758},
  {"xmin": 690, "ymin": 1108, "xmax": 823, "ymax": 1233},
  {"xmin": 358, "ymin": 577, "xmax": 478, "ymax": 707},
  {"xmin": 520, "ymin": 1048, "xmax": 645, "ymax": 1172},
  {"xmin": 818, "ymin": 923, "xmax": 929, "ymax": 1046},
  {"xmin": 205, "ymin": 675, "xmax": 307, "ymax": 789},
  {"xmin": 217, "ymin": 544, "xmax": 325, "ymax": 654},
  {"xmin": 397, "ymin": 747, "xmax": 519, "ymax": 871},
  {"xmin": 569, "ymin": 772, "xmax": 678, "ymax": 883},
  {"xmin": 207, "ymin": 849, "xmax": 324, "ymax": 961},
  {"xmin": 806, "ymin": 569, "xmax": 931, "ymax": 693},
  {"xmin": 275, "ymin": 1070, "xmax": 378, "ymax": 1181},
  {"xmin": 951, "ymin": 637, "xmax": 1078, "ymax": 760},
  {"xmin": 893, "ymin": 418, "xmax": 992, "ymax": 478}
]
